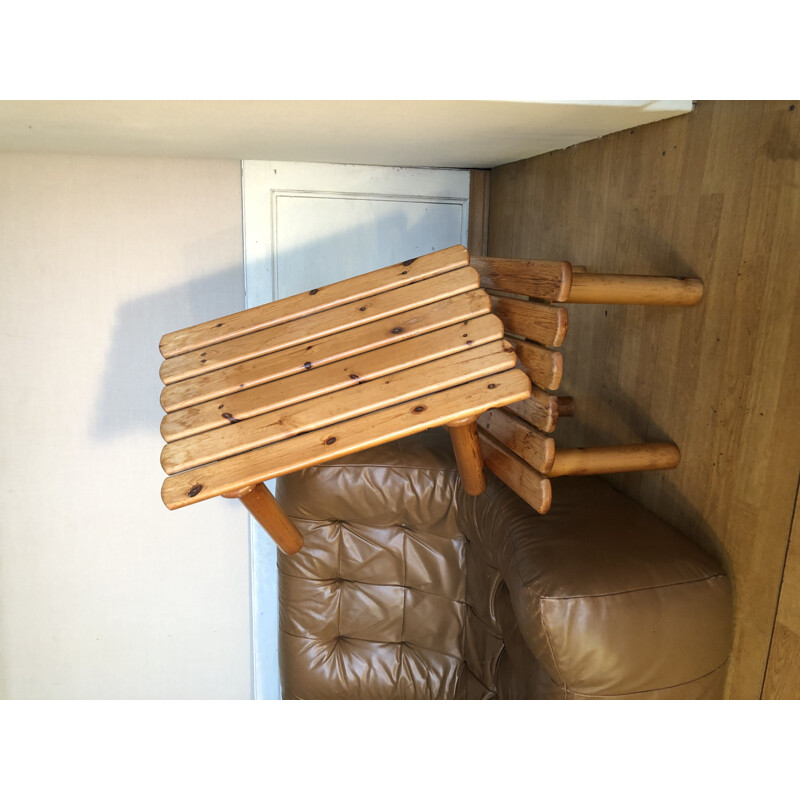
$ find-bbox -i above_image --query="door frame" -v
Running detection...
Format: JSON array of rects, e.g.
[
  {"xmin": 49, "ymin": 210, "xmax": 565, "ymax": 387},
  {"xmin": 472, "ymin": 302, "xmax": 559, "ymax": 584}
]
[{"xmin": 241, "ymin": 160, "xmax": 471, "ymax": 699}]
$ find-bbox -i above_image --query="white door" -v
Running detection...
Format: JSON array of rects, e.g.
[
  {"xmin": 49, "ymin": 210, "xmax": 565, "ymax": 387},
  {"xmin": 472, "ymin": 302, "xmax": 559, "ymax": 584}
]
[{"xmin": 242, "ymin": 161, "xmax": 471, "ymax": 698}]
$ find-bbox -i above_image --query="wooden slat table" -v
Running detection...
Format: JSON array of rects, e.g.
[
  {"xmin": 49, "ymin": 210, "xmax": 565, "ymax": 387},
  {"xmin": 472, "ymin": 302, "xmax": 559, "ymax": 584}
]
[{"xmin": 159, "ymin": 245, "xmax": 534, "ymax": 554}]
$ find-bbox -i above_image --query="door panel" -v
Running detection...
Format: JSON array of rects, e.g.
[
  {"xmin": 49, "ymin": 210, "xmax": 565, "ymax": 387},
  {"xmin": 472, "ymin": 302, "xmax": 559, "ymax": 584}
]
[
  {"xmin": 275, "ymin": 194, "xmax": 464, "ymax": 297},
  {"xmin": 242, "ymin": 161, "xmax": 470, "ymax": 698}
]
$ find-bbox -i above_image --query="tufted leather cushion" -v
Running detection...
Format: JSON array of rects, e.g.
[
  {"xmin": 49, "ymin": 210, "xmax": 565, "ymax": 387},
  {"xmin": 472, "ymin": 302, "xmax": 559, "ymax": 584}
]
[{"xmin": 277, "ymin": 429, "xmax": 732, "ymax": 699}]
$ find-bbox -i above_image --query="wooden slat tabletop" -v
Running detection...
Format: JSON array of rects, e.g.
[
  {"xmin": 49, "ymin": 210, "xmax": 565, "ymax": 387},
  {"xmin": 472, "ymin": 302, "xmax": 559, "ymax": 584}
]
[
  {"xmin": 160, "ymin": 248, "xmax": 534, "ymax": 514},
  {"xmin": 162, "ymin": 369, "xmax": 531, "ymax": 509},
  {"xmin": 159, "ymin": 244, "xmax": 470, "ymax": 357}
]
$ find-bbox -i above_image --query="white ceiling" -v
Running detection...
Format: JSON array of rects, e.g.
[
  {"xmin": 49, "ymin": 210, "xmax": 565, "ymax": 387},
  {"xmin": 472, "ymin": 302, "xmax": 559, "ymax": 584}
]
[{"xmin": 0, "ymin": 100, "xmax": 693, "ymax": 169}]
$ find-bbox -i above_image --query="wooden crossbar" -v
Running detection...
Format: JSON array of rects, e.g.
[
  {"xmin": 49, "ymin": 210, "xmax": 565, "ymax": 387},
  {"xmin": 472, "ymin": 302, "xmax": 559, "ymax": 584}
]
[
  {"xmin": 471, "ymin": 256, "xmax": 572, "ymax": 302},
  {"xmin": 478, "ymin": 428, "xmax": 552, "ymax": 514},
  {"xmin": 511, "ymin": 337, "xmax": 563, "ymax": 391},
  {"xmin": 504, "ymin": 388, "xmax": 560, "ymax": 434},
  {"xmin": 478, "ymin": 406, "xmax": 555, "ymax": 474},
  {"xmin": 489, "ymin": 295, "xmax": 568, "ymax": 348}
]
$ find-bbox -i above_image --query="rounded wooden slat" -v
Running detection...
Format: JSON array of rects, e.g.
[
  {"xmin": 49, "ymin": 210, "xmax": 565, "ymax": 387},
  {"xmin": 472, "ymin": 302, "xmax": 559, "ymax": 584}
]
[
  {"xmin": 161, "ymin": 341, "xmax": 517, "ymax": 474},
  {"xmin": 477, "ymin": 428, "xmax": 551, "ymax": 514},
  {"xmin": 489, "ymin": 295, "xmax": 568, "ymax": 348},
  {"xmin": 161, "ymin": 317, "xmax": 506, "ymax": 444},
  {"xmin": 161, "ymin": 369, "xmax": 532, "ymax": 510},
  {"xmin": 159, "ymin": 267, "xmax": 480, "ymax": 385},
  {"xmin": 159, "ymin": 244, "xmax": 470, "ymax": 357},
  {"xmin": 504, "ymin": 387, "xmax": 560, "ymax": 434},
  {"xmin": 470, "ymin": 256, "xmax": 572, "ymax": 302},
  {"xmin": 477, "ymin": 406, "xmax": 555, "ymax": 474},
  {"xmin": 512, "ymin": 337, "xmax": 563, "ymax": 391},
  {"xmin": 160, "ymin": 291, "xmax": 493, "ymax": 412}
]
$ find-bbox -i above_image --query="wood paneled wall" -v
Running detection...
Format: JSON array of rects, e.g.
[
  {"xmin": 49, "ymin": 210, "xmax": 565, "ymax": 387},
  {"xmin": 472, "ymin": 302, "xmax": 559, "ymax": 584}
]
[{"xmin": 486, "ymin": 100, "xmax": 800, "ymax": 699}]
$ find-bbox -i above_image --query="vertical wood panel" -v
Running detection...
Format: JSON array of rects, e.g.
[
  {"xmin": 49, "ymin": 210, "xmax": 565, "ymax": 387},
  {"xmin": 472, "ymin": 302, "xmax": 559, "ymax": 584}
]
[
  {"xmin": 487, "ymin": 100, "xmax": 800, "ymax": 699},
  {"xmin": 468, "ymin": 170, "xmax": 491, "ymax": 257}
]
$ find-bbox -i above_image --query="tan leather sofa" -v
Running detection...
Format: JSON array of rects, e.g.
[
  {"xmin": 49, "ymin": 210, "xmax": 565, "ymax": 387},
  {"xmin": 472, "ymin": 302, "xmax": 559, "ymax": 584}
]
[{"xmin": 277, "ymin": 429, "xmax": 732, "ymax": 699}]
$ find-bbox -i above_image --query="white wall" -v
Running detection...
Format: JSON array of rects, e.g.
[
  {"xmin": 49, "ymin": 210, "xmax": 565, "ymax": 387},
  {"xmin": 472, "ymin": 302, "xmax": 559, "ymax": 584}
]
[{"xmin": 0, "ymin": 153, "xmax": 252, "ymax": 698}]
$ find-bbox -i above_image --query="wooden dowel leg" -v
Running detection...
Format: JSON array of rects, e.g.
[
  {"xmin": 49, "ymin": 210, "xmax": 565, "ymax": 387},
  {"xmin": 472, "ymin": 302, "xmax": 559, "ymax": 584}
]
[
  {"xmin": 547, "ymin": 442, "xmax": 680, "ymax": 478},
  {"xmin": 447, "ymin": 416, "xmax": 487, "ymax": 495},
  {"xmin": 567, "ymin": 273, "xmax": 704, "ymax": 305},
  {"xmin": 223, "ymin": 483, "xmax": 304, "ymax": 554}
]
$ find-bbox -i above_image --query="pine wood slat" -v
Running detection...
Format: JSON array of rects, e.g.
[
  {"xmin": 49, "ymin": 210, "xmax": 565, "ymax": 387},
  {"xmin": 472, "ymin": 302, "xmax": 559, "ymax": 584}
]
[
  {"xmin": 161, "ymin": 369, "xmax": 532, "ymax": 509},
  {"xmin": 567, "ymin": 273, "xmax": 704, "ymax": 305},
  {"xmin": 161, "ymin": 291, "xmax": 493, "ymax": 412},
  {"xmin": 159, "ymin": 244, "xmax": 470, "ymax": 358},
  {"xmin": 160, "ymin": 267, "xmax": 480, "ymax": 385},
  {"xmin": 477, "ymin": 428, "xmax": 552, "ymax": 514},
  {"xmin": 471, "ymin": 256, "xmax": 572, "ymax": 302},
  {"xmin": 511, "ymin": 337, "xmax": 563, "ymax": 391},
  {"xmin": 504, "ymin": 387, "xmax": 560, "ymax": 434},
  {"xmin": 161, "ymin": 340, "xmax": 517, "ymax": 474},
  {"xmin": 478, "ymin": 406, "xmax": 555, "ymax": 474},
  {"xmin": 490, "ymin": 295, "xmax": 568, "ymax": 348},
  {"xmin": 161, "ymin": 314, "xmax": 505, "ymax": 443}
]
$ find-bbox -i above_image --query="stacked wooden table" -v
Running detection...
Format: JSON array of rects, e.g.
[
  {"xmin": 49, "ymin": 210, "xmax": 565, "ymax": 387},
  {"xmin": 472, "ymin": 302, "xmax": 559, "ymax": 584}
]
[
  {"xmin": 159, "ymin": 243, "xmax": 702, "ymax": 555},
  {"xmin": 159, "ymin": 245, "xmax": 530, "ymax": 553}
]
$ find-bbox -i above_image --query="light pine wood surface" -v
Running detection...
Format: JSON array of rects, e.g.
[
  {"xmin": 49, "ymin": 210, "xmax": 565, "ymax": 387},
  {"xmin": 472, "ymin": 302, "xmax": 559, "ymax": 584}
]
[
  {"xmin": 478, "ymin": 406, "xmax": 555, "ymax": 473},
  {"xmin": 487, "ymin": 100, "xmax": 800, "ymax": 700},
  {"xmin": 159, "ymin": 244, "xmax": 469, "ymax": 357},
  {"xmin": 447, "ymin": 417, "xmax": 488, "ymax": 496},
  {"xmin": 512, "ymin": 337, "xmax": 563, "ymax": 391},
  {"xmin": 161, "ymin": 314, "xmax": 503, "ymax": 441},
  {"xmin": 162, "ymin": 340, "xmax": 516, "ymax": 473},
  {"xmin": 567, "ymin": 273, "xmax": 704, "ymax": 305},
  {"xmin": 505, "ymin": 388, "xmax": 560, "ymax": 433},
  {"xmin": 159, "ymin": 241, "xmax": 542, "ymax": 554},
  {"xmin": 478, "ymin": 428, "xmax": 552, "ymax": 514},
  {"xmin": 472, "ymin": 256, "xmax": 572, "ymax": 301},
  {"xmin": 160, "ymin": 267, "xmax": 480, "ymax": 384},
  {"xmin": 161, "ymin": 291, "xmax": 492, "ymax": 412},
  {"xmin": 161, "ymin": 370, "xmax": 531, "ymax": 509},
  {"xmin": 489, "ymin": 294, "xmax": 568, "ymax": 347}
]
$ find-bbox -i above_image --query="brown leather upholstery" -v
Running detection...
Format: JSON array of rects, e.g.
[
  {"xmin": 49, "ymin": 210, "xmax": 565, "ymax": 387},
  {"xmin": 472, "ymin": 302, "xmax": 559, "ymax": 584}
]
[{"xmin": 277, "ymin": 429, "xmax": 732, "ymax": 699}]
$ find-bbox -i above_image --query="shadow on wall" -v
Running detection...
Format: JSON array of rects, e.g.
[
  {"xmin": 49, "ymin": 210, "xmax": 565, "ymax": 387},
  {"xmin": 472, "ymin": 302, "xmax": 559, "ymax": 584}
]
[
  {"xmin": 90, "ymin": 209, "xmax": 462, "ymax": 441},
  {"xmin": 90, "ymin": 264, "xmax": 244, "ymax": 440}
]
